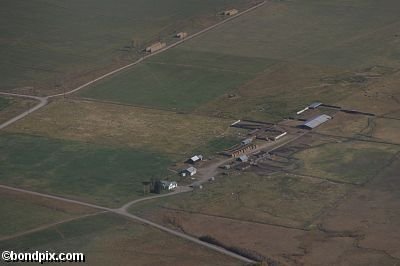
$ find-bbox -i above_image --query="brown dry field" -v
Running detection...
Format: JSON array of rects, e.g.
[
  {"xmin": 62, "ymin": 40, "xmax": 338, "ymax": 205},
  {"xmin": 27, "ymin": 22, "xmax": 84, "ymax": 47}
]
[{"xmin": 5, "ymin": 98, "xmax": 238, "ymax": 157}]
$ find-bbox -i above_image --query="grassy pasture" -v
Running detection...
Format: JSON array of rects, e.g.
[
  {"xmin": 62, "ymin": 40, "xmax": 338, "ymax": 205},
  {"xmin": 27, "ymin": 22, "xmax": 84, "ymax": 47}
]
[
  {"xmin": 181, "ymin": 0, "xmax": 400, "ymax": 68},
  {"xmin": 0, "ymin": 213, "xmax": 240, "ymax": 266},
  {"xmin": 0, "ymin": 96, "xmax": 37, "ymax": 125},
  {"xmin": 7, "ymin": 99, "xmax": 239, "ymax": 157},
  {"xmin": 79, "ymin": 50, "xmax": 274, "ymax": 111},
  {"xmin": 0, "ymin": 97, "xmax": 10, "ymax": 111},
  {"xmin": 0, "ymin": 0, "xmax": 252, "ymax": 94},
  {"xmin": 293, "ymin": 141, "xmax": 398, "ymax": 185},
  {"xmin": 0, "ymin": 133, "xmax": 172, "ymax": 207},
  {"xmin": 129, "ymin": 172, "xmax": 349, "ymax": 228},
  {"xmin": 80, "ymin": 0, "xmax": 400, "ymax": 121},
  {"xmin": 0, "ymin": 189, "xmax": 95, "ymax": 238}
]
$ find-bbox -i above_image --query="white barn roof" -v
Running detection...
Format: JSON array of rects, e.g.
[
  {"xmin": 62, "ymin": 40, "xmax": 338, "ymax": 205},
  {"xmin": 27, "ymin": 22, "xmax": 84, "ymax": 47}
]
[{"xmin": 302, "ymin": 114, "xmax": 332, "ymax": 129}]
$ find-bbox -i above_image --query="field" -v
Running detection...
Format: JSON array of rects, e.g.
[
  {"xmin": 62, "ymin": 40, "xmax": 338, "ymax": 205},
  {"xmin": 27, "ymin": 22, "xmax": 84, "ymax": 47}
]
[
  {"xmin": 78, "ymin": 0, "xmax": 400, "ymax": 121},
  {"xmin": 79, "ymin": 50, "xmax": 274, "ymax": 112},
  {"xmin": 0, "ymin": 96, "xmax": 10, "ymax": 111},
  {"xmin": 0, "ymin": 96, "xmax": 37, "ymax": 125},
  {"xmin": 293, "ymin": 140, "xmax": 398, "ymax": 184},
  {"xmin": 0, "ymin": 133, "xmax": 173, "ymax": 207},
  {"xmin": 5, "ymin": 99, "xmax": 240, "ymax": 156},
  {"xmin": 0, "ymin": 0, "xmax": 252, "ymax": 95},
  {"xmin": 0, "ymin": 188, "xmax": 95, "ymax": 239},
  {"xmin": 2, "ymin": 0, "xmax": 400, "ymax": 265},
  {"xmin": 0, "ymin": 213, "xmax": 241, "ymax": 266},
  {"xmin": 129, "ymin": 172, "xmax": 349, "ymax": 229}
]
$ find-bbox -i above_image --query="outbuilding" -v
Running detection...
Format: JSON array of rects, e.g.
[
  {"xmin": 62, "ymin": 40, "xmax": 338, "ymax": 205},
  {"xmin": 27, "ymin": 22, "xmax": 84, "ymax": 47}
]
[
  {"xmin": 180, "ymin": 166, "xmax": 197, "ymax": 177},
  {"xmin": 300, "ymin": 114, "xmax": 332, "ymax": 129},
  {"xmin": 176, "ymin": 32, "xmax": 188, "ymax": 39},
  {"xmin": 160, "ymin": 181, "xmax": 178, "ymax": 190},
  {"xmin": 309, "ymin": 102, "xmax": 322, "ymax": 109},
  {"xmin": 187, "ymin": 155, "xmax": 203, "ymax": 164},
  {"xmin": 145, "ymin": 42, "xmax": 166, "ymax": 53},
  {"xmin": 241, "ymin": 138, "xmax": 254, "ymax": 145},
  {"xmin": 223, "ymin": 9, "xmax": 238, "ymax": 16},
  {"xmin": 238, "ymin": 155, "xmax": 249, "ymax": 163}
]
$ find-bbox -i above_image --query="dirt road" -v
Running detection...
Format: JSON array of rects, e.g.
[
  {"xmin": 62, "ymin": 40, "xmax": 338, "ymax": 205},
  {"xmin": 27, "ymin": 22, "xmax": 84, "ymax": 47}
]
[{"xmin": 0, "ymin": 92, "xmax": 48, "ymax": 130}]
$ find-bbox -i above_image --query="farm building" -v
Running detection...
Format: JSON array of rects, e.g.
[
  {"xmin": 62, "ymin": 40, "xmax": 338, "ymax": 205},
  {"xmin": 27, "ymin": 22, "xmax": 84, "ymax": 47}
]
[
  {"xmin": 176, "ymin": 32, "xmax": 188, "ymax": 39},
  {"xmin": 187, "ymin": 155, "xmax": 203, "ymax": 164},
  {"xmin": 145, "ymin": 42, "xmax": 166, "ymax": 53},
  {"xmin": 223, "ymin": 9, "xmax": 238, "ymax": 16},
  {"xmin": 181, "ymin": 166, "xmax": 197, "ymax": 177},
  {"xmin": 241, "ymin": 138, "xmax": 254, "ymax": 145},
  {"xmin": 160, "ymin": 181, "xmax": 178, "ymax": 190},
  {"xmin": 223, "ymin": 143, "xmax": 257, "ymax": 158},
  {"xmin": 300, "ymin": 114, "xmax": 332, "ymax": 129},
  {"xmin": 238, "ymin": 155, "xmax": 249, "ymax": 163}
]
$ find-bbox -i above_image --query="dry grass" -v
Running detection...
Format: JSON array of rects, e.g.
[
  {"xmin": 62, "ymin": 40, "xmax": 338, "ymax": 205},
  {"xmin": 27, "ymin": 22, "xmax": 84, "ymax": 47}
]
[
  {"xmin": 0, "ymin": 96, "xmax": 37, "ymax": 124},
  {"xmin": 7, "ymin": 98, "xmax": 237, "ymax": 157}
]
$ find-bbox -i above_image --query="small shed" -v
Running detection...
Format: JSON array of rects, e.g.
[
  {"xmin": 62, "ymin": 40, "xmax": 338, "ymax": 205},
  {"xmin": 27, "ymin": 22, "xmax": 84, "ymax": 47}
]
[
  {"xmin": 238, "ymin": 155, "xmax": 249, "ymax": 163},
  {"xmin": 241, "ymin": 138, "xmax": 253, "ymax": 145},
  {"xmin": 187, "ymin": 155, "xmax": 203, "ymax": 164},
  {"xmin": 176, "ymin": 32, "xmax": 188, "ymax": 39},
  {"xmin": 145, "ymin": 42, "xmax": 166, "ymax": 53},
  {"xmin": 181, "ymin": 166, "xmax": 197, "ymax": 177},
  {"xmin": 223, "ymin": 9, "xmax": 238, "ymax": 16}
]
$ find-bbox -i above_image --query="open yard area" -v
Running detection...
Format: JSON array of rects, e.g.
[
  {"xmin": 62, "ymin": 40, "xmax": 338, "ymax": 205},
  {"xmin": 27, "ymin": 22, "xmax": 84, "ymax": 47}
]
[
  {"xmin": 0, "ymin": 213, "xmax": 240, "ymax": 266},
  {"xmin": 0, "ymin": 0, "xmax": 253, "ymax": 95}
]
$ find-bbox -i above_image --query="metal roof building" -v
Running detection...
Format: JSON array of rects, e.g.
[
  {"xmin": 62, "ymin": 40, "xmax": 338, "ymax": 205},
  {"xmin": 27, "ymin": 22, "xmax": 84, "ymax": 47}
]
[
  {"xmin": 309, "ymin": 102, "xmax": 322, "ymax": 109},
  {"xmin": 301, "ymin": 114, "xmax": 332, "ymax": 129}
]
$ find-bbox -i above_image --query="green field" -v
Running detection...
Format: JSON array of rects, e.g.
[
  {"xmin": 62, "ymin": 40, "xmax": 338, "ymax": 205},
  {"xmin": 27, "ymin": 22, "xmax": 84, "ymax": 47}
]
[
  {"xmin": 0, "ymin": 96, "xmax": 10, "ymax": 111},
  {"xmin": 0, "ymin": 213, "xmax": 240, "ymax": 266},
  {"xmin": 79, "ymin": 50, "xmax": 274, "ymax": 111},
  {"xmin": 0, "ymin": 0, "xmax": 251, "ymax": 93},
  {"xmin": 0, "ymin": 190, "xmax": 94, "ymax": 238},
  {"xmin": 0, "ymin": 133, "xmax": 173, "ymax": 207},
  {"xmin": 79, "ymin": 0, "xmax": 400, "ymax": 121}
]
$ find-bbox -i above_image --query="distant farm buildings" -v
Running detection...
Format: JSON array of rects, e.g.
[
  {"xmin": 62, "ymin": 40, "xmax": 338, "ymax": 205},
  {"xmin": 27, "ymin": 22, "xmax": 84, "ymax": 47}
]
[
  {"xmin": 145, "ymin": 42, "xmax": 166, "ymax": 53},
  {"xmin": 176, "ymin": 32, "xmax": 188, "ymax": 39},
  {"xmin": 222, "ymin": 9, "xmax": 238, "ymax": 16},
  {"xmin": 180, "ymin": 166, "xmax": 197, "ymax": 177},
  {"xmin": 300, "ymin": 114, "xmax": 332, "ymax": 129}
]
